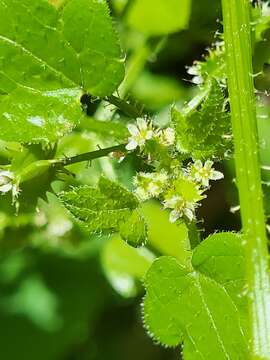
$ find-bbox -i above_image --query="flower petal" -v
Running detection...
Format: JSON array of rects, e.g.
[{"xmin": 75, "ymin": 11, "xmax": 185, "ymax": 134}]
[
  {"xmin": 194, "ymin": 160, "xmax": 202, "ymax": 170},
  {"xmin": 184, "ymin": 208, "xmax": 194, "ymax": 221},
  {"xmin": 0, "ymin": 183, "xmax": 13, "ymax": 193},
  {"xmin": 126, "ymin": 139, "xmax": 138, "ymax": 150},
  {"xmin": 127, "ymin": 124, "xmax": 139, "ymax": 136},
  {"xmin": 205, "ymin": 160, "xmax": 214, "ymax": 170},
  {"xmin": 210, "ymin": 170, "xmax": 224, "ymax": 181},
  {"xmin": 201, "ymin": 178, "xmax": 210, "ymax": 187},
  {"xmin": 136, "ymin": 118, "xmax": 147, "ymax": 130},
  {"xmin": 169, "ymin": 210, "xmax": 180, "ymax": 223},
  {"xmin": 0, "ymin": 170, "xmax": 14, "ymax": 179}
]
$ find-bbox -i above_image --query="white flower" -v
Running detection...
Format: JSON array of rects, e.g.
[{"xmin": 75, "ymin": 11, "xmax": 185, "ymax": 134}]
[
  {"xmin": 187, "ymin": 64, "xmax": 203, "ymax": 85},
  {"xmin": 126, "ymin": 118, "xmax": 153, "ymax": 151},
  {"xmin": 133, "ymin": 171, "xmax": 169, "ymax": 201},
  {"xmin": 0, "ymin": 170, "xmax": 14, "ymax": 193},
  {"xmin": 158, "ymin": 127, "xmax": 175, "ymax": 147},
  {"xmin": 190, "ymin": 160, "xmax": 224, "ymax": 187},
  {"xmin": 163, "ymin": 195, "xmax": 196, "ymax": 223}
]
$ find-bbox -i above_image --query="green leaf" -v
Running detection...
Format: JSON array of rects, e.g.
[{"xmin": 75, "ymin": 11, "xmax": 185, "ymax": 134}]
[
  {"xmin": 0, "ymin": 0, "xmax": 124, "ymax": 143},
  {"xmin": 0, "ymin": 88, "xmax": 83, "ymax": 143},
  {"xmin": 189, "ymin": 45, "xmax": 226, "ymax": 85},
  {"xmin": 127, "ymin": 0, "xmax": 191, "ymax": 36},
  {"xmin": 143, "ymin": 256, "xmax": 248, "ymax": 358},
  {"xmin": 141, "ymin": 201, "xmax": 190, "ymax": 267},
  {"xmin": 79, "ymin": 117, "xmax": 129, "ymax": 142},
  {"xmin": 101, "ymin": 235, "xmax": 154, "ymax": 297},
  {"xmin": 59, "ymin": 177, "xmax": 147, "ymax": 247},
  {"xmin": 172, "ymin": 79, "xmax": 232, "ymax": 160},
  {"xmin": 192, "ymin": 232, "xmax": 246, "ymax": 314}
]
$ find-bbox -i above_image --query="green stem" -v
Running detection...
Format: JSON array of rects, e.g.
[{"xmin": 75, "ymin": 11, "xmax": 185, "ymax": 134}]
[
  {"xmin": 58, "ymin": 144, "xmax": 127, "ymax": 167},
  {"xmin": 222, "ymin": 0, "xmax": 270, "ymax": 358},
  {"xmin": 105, "ymin": 95, "xmax": 143, "ymax": 118},
  {"xmin": 95, "ymin": 39, "xmax": 150, "ymax": 120},
  {"xmin": 18, "ymin": 144, "xmax": 127, "ymax": 185}
]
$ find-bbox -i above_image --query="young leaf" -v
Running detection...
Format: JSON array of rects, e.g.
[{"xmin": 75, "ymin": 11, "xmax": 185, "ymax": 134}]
[
  {"xmin": 143, "ymin": 256, "xmax": 248, "ymax": 358},
  {"xmin": 188, "ymin": 44, "xmax": 226, "ymax": 85},
  {"xmin": 172, "ymin": 79, "xmax": 232, "ymax": 160},
  {"xmin": 127, "ymin": 0, "xmax": 191, "ymax": 36},
  {"xmin": 0, "ymin": 0, "xmax": 124, "ymax": 143},
  {"xmin": 59, "ymin": 177, "xmax": 147, "ymax": 247}
]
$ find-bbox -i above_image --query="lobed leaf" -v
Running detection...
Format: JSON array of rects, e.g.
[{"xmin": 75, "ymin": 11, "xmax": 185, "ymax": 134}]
[
  {"xmin": 59, "ymin": 177, "xmax": 147, "ymax": 247},
  {"xmin": 143, "ymin": 256, "xmax": 248, "ymax": 358},
  {"xmin": 0, "ymin": 0, "xmax": 124, "ymax": 143},
  {"xmin": 143, "ymin": 232, "xmax": 248, "ymax": 357}
]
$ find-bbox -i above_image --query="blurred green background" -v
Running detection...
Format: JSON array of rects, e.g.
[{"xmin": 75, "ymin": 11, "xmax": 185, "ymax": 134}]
[{"xmin": 2, "ymin": 0, "xmax": 270, "ymax": 359}]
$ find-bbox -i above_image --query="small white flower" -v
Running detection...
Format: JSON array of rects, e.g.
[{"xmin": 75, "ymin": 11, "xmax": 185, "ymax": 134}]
[
  {"xmin": 158, "ymin": 127, "xmax": 175, "ymax": 147},
  {"xmin": 133, "ymin": 171, "xmax": 169, "ymax": 201},
  {"xmin": 190, "ymin": 160, "xmax": 224, "ymax": 187},
  {"xmin": 163, "ymin": 195, "xmax": 196, "ymax": 223},
  {"xmin": 187, "ymin": 64, "xmax": 203, "ymax": 84},
  {"xmin": 149, "ymin": 171, "xmax": 169, "ymax": 197},
  {"xmin": 0, "ymin": 170, "xmax": 14, "ymax": 193},
  {"xmin": 126, "ymin": 118, "xmax": 153, "ymax": 151},
  {"xmin": 187, "ymin": 65, "xmax": 200, "ymax": 76}
]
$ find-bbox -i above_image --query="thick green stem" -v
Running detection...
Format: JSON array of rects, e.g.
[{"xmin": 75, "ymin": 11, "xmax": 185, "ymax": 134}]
[{"xmin": 222, "ymin": 0, "xmax": 270, "ymax": 358}]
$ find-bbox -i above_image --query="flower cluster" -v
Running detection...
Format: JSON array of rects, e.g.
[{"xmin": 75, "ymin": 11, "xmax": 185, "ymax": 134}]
[
  {"xmin": 133, "ymin": 170, "xmax": 169, "ymax": 201},
  {"xmin": 126, "ymin": 117, "xmax": 175, "ymax": 151},
  {"xmin": 126, "ymin": 117, "xmax": 224, "ymax": 223},
  {"xmin": 133, "ymin": 160, "xmax": 223, "ymax": 223}
]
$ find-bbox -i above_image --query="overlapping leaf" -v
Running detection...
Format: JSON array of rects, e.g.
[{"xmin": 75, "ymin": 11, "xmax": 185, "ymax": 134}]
[
  {"xmin": 59, "ymin": 177, "xmax": 147, "ymax": 247},
  {"xmin": 0, "ymin": 0, "xmax": 125, "ymax": 143},
  {"xmin": 172, "ymin": 80, "xmax": 232, "ymax": 160},
  {"xmin": 143, "ymin": 232, "xmax": 248, "ymax": 358}
]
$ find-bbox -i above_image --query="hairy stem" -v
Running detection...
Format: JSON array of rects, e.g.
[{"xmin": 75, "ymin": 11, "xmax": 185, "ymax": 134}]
[
  {"xmin": 222, "ymin": 0, "xmax": 270, "ymax": 358},
  {"xmin": 58, "ymin": 144, "xmax": 127, "ymax": 167}
]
